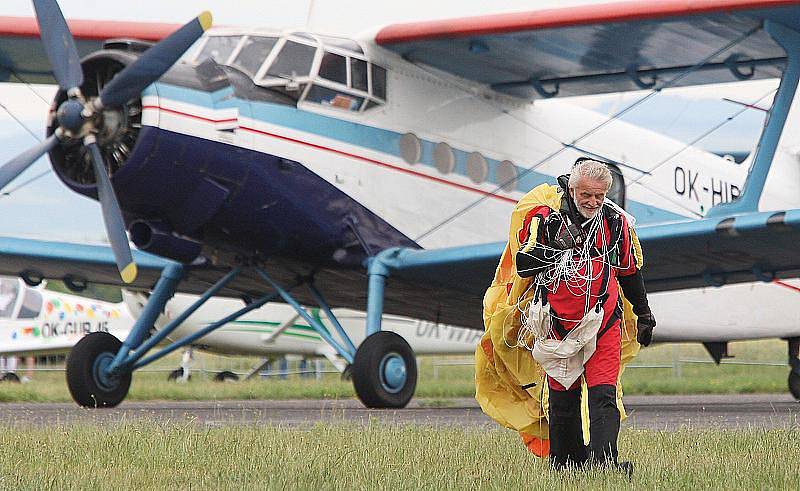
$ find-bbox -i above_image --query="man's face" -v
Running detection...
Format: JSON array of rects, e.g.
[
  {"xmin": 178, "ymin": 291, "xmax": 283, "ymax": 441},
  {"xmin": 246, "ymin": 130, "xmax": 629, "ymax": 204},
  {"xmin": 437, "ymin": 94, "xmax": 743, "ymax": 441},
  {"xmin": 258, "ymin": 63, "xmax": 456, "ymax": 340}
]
[{"xmin": 569, "ymin": 177, "xmax": 608, "ymax": 219}]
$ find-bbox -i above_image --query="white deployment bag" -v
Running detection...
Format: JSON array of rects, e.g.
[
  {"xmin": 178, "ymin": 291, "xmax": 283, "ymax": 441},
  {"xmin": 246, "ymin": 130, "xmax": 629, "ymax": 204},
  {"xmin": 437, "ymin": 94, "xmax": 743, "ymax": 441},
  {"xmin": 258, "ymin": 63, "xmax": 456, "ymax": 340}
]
[{"xmin": 529, "ymin": 302, "xmax": 605, "ymax": 389}]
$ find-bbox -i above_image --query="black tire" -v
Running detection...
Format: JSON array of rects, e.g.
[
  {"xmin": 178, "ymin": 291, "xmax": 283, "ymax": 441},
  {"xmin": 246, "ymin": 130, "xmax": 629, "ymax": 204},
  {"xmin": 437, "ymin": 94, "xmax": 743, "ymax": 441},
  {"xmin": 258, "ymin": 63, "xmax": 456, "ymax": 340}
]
[
  {"xmin": 213, "ymin": 370, "xmax": 239, "ymax": 382},
  {"xmin": 1, "ymin": 372, "xmax": 20, "ymax": 383},
  {"xmin": 66, "ymin": 332, "xmax": 131, "ymax": 408},
  {"xmin": 167, "ymin": 368, "xmax": 191, "ymax": 382},
  {"xmin": 352, "ymin": 331, "xmax": 417, "ymax": 408},
  {"xmin": 789, "ymin": 370, "xmax": 800, "ymax": 400}
]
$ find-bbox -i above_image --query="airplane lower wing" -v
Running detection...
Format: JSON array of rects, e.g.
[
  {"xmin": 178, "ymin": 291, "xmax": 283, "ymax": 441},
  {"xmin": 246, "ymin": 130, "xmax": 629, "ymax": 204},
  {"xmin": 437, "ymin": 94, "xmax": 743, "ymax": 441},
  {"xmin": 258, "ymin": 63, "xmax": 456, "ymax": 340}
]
[{"xmin": 0, "ymin": 207, "xmax": 799, "ymax": 330}]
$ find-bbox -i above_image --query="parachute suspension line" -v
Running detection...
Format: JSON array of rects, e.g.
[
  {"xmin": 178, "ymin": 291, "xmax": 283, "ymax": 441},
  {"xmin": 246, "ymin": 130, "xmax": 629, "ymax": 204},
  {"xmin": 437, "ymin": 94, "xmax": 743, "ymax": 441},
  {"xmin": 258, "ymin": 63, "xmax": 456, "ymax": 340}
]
[
  {"xmin": 510, "ymin": 209, "xmax": 629, "ymax": 352},
  {"xmin": 412, "ymin": 24, "xmax": 762, "ymax": 243},
  {"xmin": 628, "ymin": 87, "xmax": 778, "ymax": 189}
]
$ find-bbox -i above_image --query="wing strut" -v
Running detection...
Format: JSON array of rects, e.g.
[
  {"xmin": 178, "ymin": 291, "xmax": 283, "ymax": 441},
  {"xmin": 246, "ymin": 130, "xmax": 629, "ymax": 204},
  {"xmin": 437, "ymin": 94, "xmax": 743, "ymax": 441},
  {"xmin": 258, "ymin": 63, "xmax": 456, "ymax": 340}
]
[{"xmin": 709, "ymin": 20, "xmax": 800, "ymax": 216}]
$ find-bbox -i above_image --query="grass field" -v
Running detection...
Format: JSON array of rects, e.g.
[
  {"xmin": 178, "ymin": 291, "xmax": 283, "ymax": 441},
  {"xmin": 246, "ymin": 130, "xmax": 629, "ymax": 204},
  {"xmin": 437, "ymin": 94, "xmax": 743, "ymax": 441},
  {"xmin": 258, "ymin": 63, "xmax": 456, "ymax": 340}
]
[
  {"xmin": 0, "ymin": 423, "xmax": 796, "ymax": 490},
  {"xmin": 0, "ymin": 338, "xmax": 791, "ymax": 402}
]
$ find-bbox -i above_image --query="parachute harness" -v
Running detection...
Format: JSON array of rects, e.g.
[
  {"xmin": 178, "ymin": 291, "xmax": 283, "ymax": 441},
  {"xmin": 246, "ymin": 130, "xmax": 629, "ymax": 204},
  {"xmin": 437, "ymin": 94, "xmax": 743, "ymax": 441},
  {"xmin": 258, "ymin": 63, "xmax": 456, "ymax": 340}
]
[{"xmin": 510, "ymin": 204, "xmax": 634, "ymax": 351}]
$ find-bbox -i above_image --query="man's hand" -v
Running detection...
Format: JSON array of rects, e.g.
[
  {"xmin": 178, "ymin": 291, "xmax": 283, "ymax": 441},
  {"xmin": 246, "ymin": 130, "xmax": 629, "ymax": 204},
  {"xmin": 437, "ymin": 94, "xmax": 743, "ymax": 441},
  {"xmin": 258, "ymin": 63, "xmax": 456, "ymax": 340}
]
[
  {"xmin": 636, "ymin": 311, "xmax": 656, "ymax": 347},
  {"xmin": 551, "ymin": 224, "xmax": 586, "ymax": 250}
]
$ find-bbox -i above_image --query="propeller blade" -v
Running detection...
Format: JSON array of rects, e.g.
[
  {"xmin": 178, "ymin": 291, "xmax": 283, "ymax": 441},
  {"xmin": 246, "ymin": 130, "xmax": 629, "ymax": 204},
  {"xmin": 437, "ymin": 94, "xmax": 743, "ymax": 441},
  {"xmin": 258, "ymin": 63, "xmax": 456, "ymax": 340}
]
[
  {"xmin": 85, "ymin": 138, "xmax": 137, "ymax": 284},
  {"xmin": 32, "ymin": 0, "xmax": 84, "ymax": 92},
  {"xmin": 0, "ymin": 134, "xmax": 59, "ymax": 191},
  {"xmin": 99, "ymin": 11, "xmax": 212, "ymax": 108}
]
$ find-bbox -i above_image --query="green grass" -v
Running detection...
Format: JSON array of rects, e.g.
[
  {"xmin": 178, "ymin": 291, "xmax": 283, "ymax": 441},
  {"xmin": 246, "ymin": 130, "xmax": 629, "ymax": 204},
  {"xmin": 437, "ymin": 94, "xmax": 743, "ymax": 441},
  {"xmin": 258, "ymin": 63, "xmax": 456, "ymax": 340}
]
[
  {"xmin": 0, "ymin": 338, "xmax": 792, "ymax": 403},
  {"xmin": 0, "ymin": 424, "xmax": 796, "ymax": 490}
]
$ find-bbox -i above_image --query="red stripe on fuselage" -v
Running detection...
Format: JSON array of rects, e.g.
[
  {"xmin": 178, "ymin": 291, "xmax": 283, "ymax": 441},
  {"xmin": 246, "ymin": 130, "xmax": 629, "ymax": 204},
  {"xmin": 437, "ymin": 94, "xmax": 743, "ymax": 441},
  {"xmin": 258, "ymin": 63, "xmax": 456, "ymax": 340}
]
[
  {"xmin": 773, "ymin": 279, "xmax": 800, "ymax": 293},
  {"xmin": 143, "ymin": 105, "xmax": 238, "ymax": 125},
  {"xmin": 144, "ymin": 104, "xmax": 518, "ymax": 204}
]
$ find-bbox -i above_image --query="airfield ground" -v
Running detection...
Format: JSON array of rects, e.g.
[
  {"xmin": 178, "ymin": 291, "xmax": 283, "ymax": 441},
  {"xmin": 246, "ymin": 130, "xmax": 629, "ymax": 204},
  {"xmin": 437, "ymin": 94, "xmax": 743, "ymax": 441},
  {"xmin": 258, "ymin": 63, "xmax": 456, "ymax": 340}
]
[
  {"xmin": 0, "ymin": 423, "xmax": 796, "ymax": 489},
  {"xmin": 0, "ymin": 339, "xmax": 797, "ymax": 489}
]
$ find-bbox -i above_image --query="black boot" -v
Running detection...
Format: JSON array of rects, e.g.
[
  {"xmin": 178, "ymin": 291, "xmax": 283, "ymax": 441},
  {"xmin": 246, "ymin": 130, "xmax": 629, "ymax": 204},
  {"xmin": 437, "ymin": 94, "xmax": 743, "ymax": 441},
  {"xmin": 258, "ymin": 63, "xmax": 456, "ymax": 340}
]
[
  {"xmin": 548, "ymin": 387, "xmax": 588, "ymax": 470},
  {"xmin": 587, "ymin": 384, "xmax": 623, "ymax": 468}
]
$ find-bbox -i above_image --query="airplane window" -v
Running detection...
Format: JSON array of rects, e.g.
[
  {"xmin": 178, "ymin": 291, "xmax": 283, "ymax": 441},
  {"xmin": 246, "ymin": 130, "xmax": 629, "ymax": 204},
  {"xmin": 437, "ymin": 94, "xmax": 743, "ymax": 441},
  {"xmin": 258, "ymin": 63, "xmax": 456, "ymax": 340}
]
[
  {"xmin": 607, "ymin": 163, "xmax": 626, "ymax": 209},
  {"xmin": 267, "ymin": 41, "xmax": 317, "ymax": 79},
  {"xmin": 399, "ymin": 133, "xmax": 421, "ymax": 164},
  {"xmin": 467, "ymin": 152, "xmax": 488, "ymax": 184},
  {"xmin": 17, "ymin": 290, "xmax": 42, "ymax": 320},
  {"xmin": 351, "ymin": 59, "xmax": 368, "ymax": 92},
  {"xmin": 231, "ymin": 36, "xmax": 278, "ymax": 78},
  {"xmin": 305, "ymin": 85, "xmax": 364, "ymax": 111},
  {"xmin": 197, "ymin": 36, "xmax": 241, "ymax": 64},
  {"xmin": 319, "ymin": 52, "xmax": 348, "ymax": 85},
  {"xmin": 0, "ymin": 279, "xmax": 18, "ymax": 319},
  {"xmin": 434, "ymin": 143, "xmax": 455, "ymax": 174},
  {"xmin": 496, "ymin": 160, "xmax": 518, "ymax": 192},
  {"xmin": 371, "ymin": 65, "xmax": 387, "ymax": 100}
]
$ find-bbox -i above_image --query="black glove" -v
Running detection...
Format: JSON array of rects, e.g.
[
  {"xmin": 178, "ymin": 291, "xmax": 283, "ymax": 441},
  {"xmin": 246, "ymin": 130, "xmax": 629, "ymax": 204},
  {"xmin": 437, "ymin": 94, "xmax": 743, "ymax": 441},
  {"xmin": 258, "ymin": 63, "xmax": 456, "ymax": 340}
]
[
  {"xmin": 636, "ymin": 311, "xmax": 656, "ymax": 347},
  {"xmin": 551, "ymin": 224, "xmax": 586, "ymax": 250}
]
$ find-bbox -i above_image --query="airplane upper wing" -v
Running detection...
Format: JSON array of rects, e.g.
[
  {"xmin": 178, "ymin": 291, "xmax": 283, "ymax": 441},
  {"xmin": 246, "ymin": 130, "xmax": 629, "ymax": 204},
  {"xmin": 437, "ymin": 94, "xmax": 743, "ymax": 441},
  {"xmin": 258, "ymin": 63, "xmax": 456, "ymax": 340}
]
[
  {"xmin": 0, "ymin": 207, "xmax": 797, "ymax": 329},
  {"xmin": 0, "ymin": 16, "xmax": 177, "ymax": 84},
  {"xmin": 375, "ymin": 0, "xmax": 798, "ymax": 99}
]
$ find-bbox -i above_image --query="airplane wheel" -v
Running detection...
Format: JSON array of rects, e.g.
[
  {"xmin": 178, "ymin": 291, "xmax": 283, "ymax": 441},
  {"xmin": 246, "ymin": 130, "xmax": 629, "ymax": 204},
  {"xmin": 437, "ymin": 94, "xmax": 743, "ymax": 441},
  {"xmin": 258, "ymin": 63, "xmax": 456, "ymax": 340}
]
[
  {"xmin": 213, "ymin": 370, "xmax": 239, "ymax": 383},
  {"xmin": 1, "ymin": 372, "xmax": 20, "ymax": 383},
  {"xmin": 66, "ymin": 332, "xmax": 131, "ymax": 408},
  {"xmin": 789, "ymin": 370, "xmax": 800, "ymax": 400},
  {"xmin": 352, "ymin": 331, "xmax": 417, "ymax": 408}
]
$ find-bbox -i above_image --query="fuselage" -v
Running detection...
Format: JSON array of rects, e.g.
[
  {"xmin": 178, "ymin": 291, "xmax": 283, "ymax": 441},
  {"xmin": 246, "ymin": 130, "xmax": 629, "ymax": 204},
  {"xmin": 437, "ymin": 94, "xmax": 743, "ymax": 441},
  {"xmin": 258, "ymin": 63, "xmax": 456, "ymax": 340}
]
[{"xmin": 36, "ymin": 26, "xmax": 800, "ymax": 345}]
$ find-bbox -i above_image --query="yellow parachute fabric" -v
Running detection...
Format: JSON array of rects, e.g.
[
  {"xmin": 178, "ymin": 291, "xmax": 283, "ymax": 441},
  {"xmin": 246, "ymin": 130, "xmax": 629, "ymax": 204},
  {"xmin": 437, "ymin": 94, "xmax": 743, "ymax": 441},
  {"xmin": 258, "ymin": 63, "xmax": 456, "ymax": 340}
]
[{"xmin": 474, "ymin": 183, "xmax": 644, "ymax": 456}]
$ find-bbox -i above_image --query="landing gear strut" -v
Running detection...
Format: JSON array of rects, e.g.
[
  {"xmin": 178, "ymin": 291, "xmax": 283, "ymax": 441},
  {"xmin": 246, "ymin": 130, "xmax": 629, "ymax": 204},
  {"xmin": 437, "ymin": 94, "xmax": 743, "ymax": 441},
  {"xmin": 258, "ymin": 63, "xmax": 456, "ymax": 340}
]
[{"xmin": 64, "ymin": 262, "xmax": 421, "ymax": 409}]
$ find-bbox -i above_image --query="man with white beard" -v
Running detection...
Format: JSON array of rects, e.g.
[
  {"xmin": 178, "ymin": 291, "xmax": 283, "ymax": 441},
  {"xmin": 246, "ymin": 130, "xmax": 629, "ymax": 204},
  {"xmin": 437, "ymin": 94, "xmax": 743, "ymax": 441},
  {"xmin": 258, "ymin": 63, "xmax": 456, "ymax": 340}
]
[{"xmin": 515, "ymin": 158, "xmax": 656, "ymax": 476}]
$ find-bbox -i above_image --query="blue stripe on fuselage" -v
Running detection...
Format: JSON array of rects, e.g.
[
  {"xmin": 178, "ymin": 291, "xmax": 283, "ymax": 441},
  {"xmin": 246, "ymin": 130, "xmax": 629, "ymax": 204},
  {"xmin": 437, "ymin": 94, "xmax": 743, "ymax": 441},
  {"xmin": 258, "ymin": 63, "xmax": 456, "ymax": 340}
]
[{"xmin": 152, "ymin": 82, "xmax": 687, "ymax": 225}]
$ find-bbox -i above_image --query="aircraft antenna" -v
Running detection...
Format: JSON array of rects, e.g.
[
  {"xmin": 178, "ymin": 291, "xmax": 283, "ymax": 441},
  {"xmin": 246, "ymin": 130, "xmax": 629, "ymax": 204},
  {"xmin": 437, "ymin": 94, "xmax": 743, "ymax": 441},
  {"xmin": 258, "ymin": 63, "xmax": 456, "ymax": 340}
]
[{"xmin": 413, "ymin": 24, "xmax": 762, "ymax": 242}]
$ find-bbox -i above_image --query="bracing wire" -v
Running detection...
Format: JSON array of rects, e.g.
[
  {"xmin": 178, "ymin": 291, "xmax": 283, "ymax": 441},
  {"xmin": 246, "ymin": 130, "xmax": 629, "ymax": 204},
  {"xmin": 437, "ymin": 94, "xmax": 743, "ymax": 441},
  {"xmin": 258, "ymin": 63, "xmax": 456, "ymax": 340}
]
[{"xmin": 412, "ymin": 24, "xmax": 763, "ymax": 243}]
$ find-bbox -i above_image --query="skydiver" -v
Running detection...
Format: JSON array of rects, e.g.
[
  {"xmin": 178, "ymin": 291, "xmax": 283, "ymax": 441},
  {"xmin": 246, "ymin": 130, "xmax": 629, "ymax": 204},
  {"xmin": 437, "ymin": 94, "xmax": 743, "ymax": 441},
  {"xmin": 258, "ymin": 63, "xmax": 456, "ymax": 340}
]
[{"xmin": 515, "ymin": 158, "xmax": 656, "ymax": 476}]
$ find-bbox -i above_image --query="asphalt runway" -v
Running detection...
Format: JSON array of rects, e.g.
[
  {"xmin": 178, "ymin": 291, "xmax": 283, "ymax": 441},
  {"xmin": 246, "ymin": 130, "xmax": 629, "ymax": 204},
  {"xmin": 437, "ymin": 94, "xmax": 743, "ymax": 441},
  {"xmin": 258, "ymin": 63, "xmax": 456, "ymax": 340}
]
[{"xmin": 0, "ymin": 394, "xmax": 797, "ymax": 430}]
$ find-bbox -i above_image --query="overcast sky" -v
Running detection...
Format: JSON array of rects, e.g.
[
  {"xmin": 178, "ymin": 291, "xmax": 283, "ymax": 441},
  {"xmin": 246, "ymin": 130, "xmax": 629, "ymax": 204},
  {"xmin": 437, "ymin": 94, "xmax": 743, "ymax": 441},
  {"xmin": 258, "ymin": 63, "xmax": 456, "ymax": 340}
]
[{"xmin": 0, "ymin": 1, "xmax": 777, "ymax": 242}]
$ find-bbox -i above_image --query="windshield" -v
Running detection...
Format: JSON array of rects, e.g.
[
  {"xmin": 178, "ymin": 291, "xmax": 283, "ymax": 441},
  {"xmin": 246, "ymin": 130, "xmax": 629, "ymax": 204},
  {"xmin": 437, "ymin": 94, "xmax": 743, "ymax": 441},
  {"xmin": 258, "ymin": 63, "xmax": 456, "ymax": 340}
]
[
  {"xmin": 267, "ymin": 41, "xmax": 317, "ymax": 79},
  {"xmin": 196, "ymin": 36, "xmax": 241, "ymax": 64},
  {"xmin": 231, "ymin": 36, "xmax": 278, "ymax": 77}
]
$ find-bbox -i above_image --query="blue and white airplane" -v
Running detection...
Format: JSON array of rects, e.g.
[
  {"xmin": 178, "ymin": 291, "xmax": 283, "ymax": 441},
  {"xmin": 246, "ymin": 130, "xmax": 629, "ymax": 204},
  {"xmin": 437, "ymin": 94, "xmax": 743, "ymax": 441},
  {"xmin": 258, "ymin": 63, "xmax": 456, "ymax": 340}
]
[{"xmin": 1, "ymin": 0, "xmax": 800, "ymax": 408}]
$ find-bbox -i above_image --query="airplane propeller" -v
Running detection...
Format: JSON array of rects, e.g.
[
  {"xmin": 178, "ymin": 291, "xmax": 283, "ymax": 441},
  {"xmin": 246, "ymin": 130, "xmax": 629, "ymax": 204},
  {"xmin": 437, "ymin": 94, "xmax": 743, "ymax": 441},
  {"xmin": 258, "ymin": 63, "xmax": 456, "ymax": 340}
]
[{"xmin": 0, "ymin": 0, "xmax": 212, "ymax": 283}]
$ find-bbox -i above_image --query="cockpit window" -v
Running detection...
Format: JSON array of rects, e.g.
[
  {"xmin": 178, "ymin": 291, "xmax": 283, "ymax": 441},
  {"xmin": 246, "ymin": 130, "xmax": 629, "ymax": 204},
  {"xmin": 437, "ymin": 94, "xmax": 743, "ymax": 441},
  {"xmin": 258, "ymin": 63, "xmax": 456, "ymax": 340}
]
[
  {"xmin": 351, "ymin": 58, "xmax": 368, "ymax": 92},
  {"xmin": 371, "ymin": 65, "xmax": 387, "ymax": 100},
  {"xmin": 319, "ymin": 51, "xmax": 347, "ymax": 85},
  {"xmin": 197, "ymin": 36, "xmax": 242, "ymax": 64},
  {"xmin": 267, "ymin": 41, "xmax": 317, "ymax": 79},
  {"xmin": 231, "ymin": 36, "xmax": 278, "ymax": 77},
  {"xmin": 17, "ymin": 289, "xmax": 42, "ymax": 320},
  {"xmin": 0, "ymin": 279, "xmax": 18, "ymax": 319}
]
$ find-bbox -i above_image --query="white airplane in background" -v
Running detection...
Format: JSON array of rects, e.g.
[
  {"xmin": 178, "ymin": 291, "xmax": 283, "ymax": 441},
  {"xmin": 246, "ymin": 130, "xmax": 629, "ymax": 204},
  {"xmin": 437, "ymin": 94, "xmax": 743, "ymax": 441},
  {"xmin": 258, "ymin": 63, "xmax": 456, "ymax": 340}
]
[
  {"xmin": 1, "ymin": 0, "xmax": 800, "ymax": 409},
  {"xmin": 0, "ymin": 276, "xmax": 480, "ymax": 381}
]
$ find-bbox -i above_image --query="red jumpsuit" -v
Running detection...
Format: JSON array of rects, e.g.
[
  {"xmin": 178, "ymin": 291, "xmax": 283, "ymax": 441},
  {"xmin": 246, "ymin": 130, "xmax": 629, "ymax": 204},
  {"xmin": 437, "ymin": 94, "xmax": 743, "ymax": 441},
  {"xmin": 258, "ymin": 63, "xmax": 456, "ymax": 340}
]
[{"xmin": 518, "ymin": 205, "xmax": 638, "ymax": 391}]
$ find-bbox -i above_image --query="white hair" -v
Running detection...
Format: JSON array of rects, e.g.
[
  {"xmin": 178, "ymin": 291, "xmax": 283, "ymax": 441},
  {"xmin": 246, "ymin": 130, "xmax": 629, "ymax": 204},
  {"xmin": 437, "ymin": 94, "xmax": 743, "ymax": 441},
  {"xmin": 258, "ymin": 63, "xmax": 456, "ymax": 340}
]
[{"xmin": 568, "ymin": 159, "xmax": 612, "ymax": 191}]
